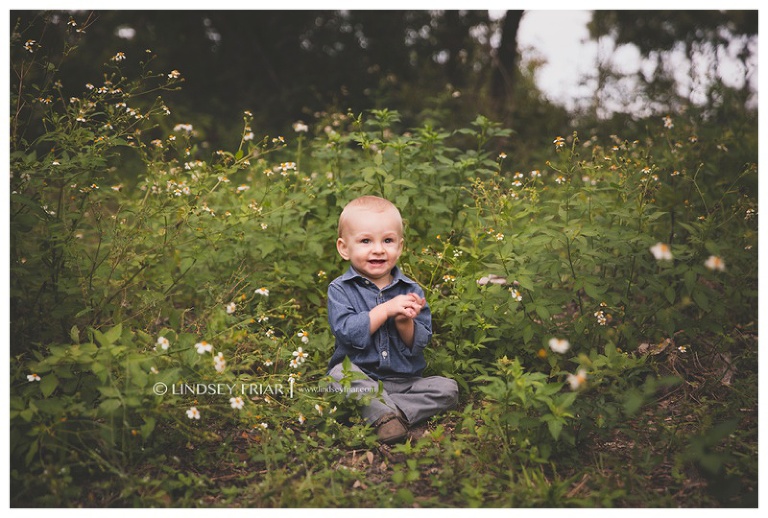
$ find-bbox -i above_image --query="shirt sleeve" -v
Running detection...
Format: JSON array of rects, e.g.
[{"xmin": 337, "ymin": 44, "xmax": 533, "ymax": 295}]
[{"xmin": 327, "ymin": 282, "xmax": 372, "ymax": 350}]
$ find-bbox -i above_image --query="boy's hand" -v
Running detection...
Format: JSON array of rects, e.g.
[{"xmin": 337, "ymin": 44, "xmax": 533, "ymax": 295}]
[
  {"xmin": 369, "ymin": 293, "xmax": 426, "ymax": 342},
  {"xmin": 388, "ymin": 293, "xmax": 426, "ymax": 320}
]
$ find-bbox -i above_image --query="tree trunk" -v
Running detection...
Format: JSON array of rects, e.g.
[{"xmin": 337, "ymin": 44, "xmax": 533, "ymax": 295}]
[{"xmin": 490, "ymin": 10, "xmax": 524, "ymax": 120}]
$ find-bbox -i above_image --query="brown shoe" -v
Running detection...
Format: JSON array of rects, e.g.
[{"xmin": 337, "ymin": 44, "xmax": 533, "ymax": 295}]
[{"xmin": 374, "ymin": 413, "xmax": 408, "ymax": 444}]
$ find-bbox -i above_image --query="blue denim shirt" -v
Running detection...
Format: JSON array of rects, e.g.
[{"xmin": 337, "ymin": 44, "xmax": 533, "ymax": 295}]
[{"xmin": 326, "ymin": 265, "xmax": 432, "ymax": 380}]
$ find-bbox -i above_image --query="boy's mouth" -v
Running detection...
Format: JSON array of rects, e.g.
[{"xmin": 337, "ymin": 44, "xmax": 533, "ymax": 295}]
[{"xmin": 369, "ymin": 259, "xmax": 386, "ymax": 265}]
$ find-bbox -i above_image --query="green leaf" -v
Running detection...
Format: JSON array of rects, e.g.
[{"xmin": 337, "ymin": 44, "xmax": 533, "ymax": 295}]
[
  {"xmin": 70, "ymin": 325, "xmax": 80, "ymax": 344},
  {"xmin": 583, "ymin": 282, "xmax": 603, "ymax": 299},
  {"xmin": 103, "ymin": 324, "xmax": 123, "ymax": 345},
  {"xmin": 692, "ymin": 289, "xmax": 710, "ymax": 311},
  {"xmin": 141, "ymin": 417, "xmax": 156, "ymax": 439},
  {"xmin": 393, "ymin": 179, "xmax": 418, "ymax": 188},
  {"xmin": 535, "ymin": 305, "xmax": 551, "ymax": 321},
  {"xmin": 98, "ymin": 386, "xmax": 121, "ymax": 399},
  {"xmin": 522, "ymin": 325, "xmax": 534, "ymax": 344},
  {"xmin": 683, "ymin": 269, "xmax": 697, "ymax": 293},
  {"xmin": 395, "ymin": 488, "xmax": 414, "ymax": 505},
  {"xmin": 664, "ymin": 286, "xmax": 675, "ymax": 304},
  {"xmin": 128, "ymin": 362, "xmax": 149, "ymax": 389},
  {"xmin": 39, "ymin": 374, "xmax": 59, "ymax": 398},
  {"xmin": 546, "ymin": 416, "xmax": 563, "ymax": 440},
  {"xmin": 25, "ymin": 440, "xmax": 39, "ymax": 466},
  {"xmin": 99, "ymin": 398, "xmax": 122, "ymax": 414}
]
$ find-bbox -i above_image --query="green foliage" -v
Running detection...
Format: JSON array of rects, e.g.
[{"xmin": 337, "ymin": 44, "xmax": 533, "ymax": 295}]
[{"xmin": 9, "ymin": 26, "xmax": 757, "ymax": 507}]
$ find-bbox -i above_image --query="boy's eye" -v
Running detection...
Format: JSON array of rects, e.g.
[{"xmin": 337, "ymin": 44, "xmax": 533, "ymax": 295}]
[{"xmin": 360, "ymin": 238, "xmax": 370, "ymax": 244}]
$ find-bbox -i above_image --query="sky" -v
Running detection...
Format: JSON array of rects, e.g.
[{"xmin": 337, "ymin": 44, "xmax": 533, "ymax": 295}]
[
  {"xmin": 516, "ymin": 10, "xmax": 596, "ymax": 111},
  {"xmin": 515, "ymin": 9, "xmax": 759, "ymax": 116}
]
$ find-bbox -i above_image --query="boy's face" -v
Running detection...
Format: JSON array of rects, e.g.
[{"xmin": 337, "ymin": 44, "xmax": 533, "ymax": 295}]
[{"xmin": 337, "ymin": 207, "xmax": 404, "ymax": 288}]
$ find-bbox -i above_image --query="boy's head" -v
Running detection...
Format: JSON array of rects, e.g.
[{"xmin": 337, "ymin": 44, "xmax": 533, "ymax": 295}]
[
  {"xmin": 336, "ymin": 196, "xmax": 404, "ymax": 287},
  {"xmin": 337, "ymin": 195, "xmax": 403, "ymax": 238}
]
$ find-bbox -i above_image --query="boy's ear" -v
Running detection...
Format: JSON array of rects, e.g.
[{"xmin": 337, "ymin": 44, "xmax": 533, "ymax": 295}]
[{"xmin": 336, "ymin": 237, "xmax": 350, "ymax": 260}]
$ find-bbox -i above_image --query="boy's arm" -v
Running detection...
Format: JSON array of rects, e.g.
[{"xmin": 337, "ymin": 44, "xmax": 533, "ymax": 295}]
[
  {"xmin": 402, "ymin": 294, "xmax": 432, "ymax": 353},
  {"xmin": 394, "ymin": 315, "xmax": 416, "ymax": 348},
  {"xmin": 327, "ymin": 283, "xmax": 373, "ymax": 350},
  {"xmin": 371, "ymin": 293, "xmax": 426, "ymax": 348}
]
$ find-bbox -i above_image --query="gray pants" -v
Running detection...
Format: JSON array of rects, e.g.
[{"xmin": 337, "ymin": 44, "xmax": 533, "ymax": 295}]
[{"xmin": 327, "ymin": 362, "xmax": 459, "ymax": 425}]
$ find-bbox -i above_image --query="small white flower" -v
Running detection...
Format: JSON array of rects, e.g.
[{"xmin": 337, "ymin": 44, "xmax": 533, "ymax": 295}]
[
  {"xmin": 594, "ymin": 310, "xmax": 608, "ymax": 326},
  {"xmin": 297, "ymin": 331, "xmax": 309, "ymax": 344},
  {"xmin": 230, "ymin": 397, "xmax": 244, "ymax": 410},
  {"xmin": 195, "ymin": 341, "xmax": 213, "ymax": 354},
  {"xmin": 704, "ymin": 255, "xmax": 726, "ymax": 272},
  {"xmin": 548, "ymin": 338, "xmax": 570, "ymax": 354},
  {"xmin": 186, "ymin": 406, "xmax": 201, "ymax": 420},
  {"xmin": 27, "ymin": 373, "xmax": 41, "ymax": 382},
  {"xmin": 156, "ymin": 336, "xmax": 170, "ymax": 350},
  {"xmin": 293, "ymin": 347, "xmax": 309, "ymax": 363},
  {"xmin": 255, "ymin": 287, "xmax": 269, "ymax": 297},
  {"xmin": 567, "ymin": 369, "xmax": 587, "ymax": 390},
  {"xmin": 213, "ymin": 352, "xmax": 226, "ymax": 373},
  {"xmin": 174, "ymin": 123, "xmax": 194, "ymax": 133},
  {"xmin": 650, "ymin": 242, "xmax": 673, "ymax": 261},
  {"xmin": 226, "ymin": 302, "xmax": 237, "ymax": 314},
  {"xmin": 293, "ymin": 121, "xmax": 309, "ymax": 133}
]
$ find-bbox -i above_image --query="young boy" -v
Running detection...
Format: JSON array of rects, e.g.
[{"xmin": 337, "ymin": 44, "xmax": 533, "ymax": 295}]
[{"xmin": 326, "ymin": 195, "xmax": 459, "ymax": 444}]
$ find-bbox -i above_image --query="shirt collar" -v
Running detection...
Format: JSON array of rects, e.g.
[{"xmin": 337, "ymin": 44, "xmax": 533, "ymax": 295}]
[{"xmin": 341, "ymin": 265, "xmax": 416, "ymax": 287}]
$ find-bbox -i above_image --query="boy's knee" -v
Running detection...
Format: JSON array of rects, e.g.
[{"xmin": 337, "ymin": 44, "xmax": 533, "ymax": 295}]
[
  {"xmin": 442, "ymin": 378, "xmax": 459, "ymax": 407},
  {"xmin": 425, "ymin": 376, "xmax": 458, "ymax": 409}
]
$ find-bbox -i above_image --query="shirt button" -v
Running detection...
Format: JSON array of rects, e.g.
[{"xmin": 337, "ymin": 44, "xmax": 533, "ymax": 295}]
[{"xmin": 381, "ymin": 351, "xmax": 388, "ymax": 358}]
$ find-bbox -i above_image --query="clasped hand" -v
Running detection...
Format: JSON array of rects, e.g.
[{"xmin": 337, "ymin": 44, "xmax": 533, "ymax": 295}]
[{"xmin": 387, "ymin": 293, "xmax": 426, "ymax": 321}]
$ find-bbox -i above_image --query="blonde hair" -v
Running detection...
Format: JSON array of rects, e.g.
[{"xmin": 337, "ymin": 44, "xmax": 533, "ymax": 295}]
[{"xmin": 337, "ymin": 195, "xmax": 403, "ymax": 238}]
